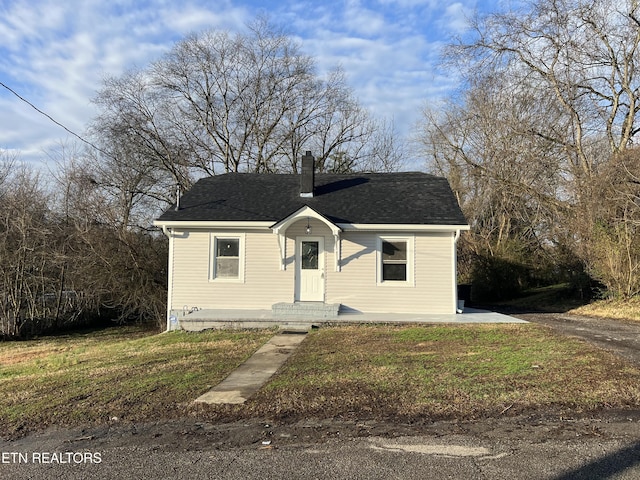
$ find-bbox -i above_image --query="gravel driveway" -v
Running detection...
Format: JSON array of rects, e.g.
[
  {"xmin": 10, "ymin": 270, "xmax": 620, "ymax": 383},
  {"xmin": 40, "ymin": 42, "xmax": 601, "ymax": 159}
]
[{"xmin": 511, "ymin": 312, "xmax": 640, "ymax": 366}]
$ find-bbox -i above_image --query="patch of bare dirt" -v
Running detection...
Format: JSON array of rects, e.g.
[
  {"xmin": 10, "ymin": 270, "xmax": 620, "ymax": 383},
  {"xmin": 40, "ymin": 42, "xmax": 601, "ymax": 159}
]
[{"xmin": 5, "ymin": 409, "xmax": 640, "ymax": 454}]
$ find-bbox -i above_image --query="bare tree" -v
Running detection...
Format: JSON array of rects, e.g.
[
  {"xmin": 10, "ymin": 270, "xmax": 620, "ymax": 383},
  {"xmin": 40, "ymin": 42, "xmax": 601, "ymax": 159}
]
[
  {"xmin": 422, "ymin": 0, "xmax": 640, "ymax": 299},
  {"xmin": 581, "ymin": 148, "xmax": 640, "ymax": 297},
  {"xmin": 48, "ymin": 147, "xmax": 169, "ymax": 329},
  {"xmin": 453, "ymin": 0, "xmax": 640, "ymax": 190},
  {"xmin": 90, "ymin": 70, "xmax": 194, "ymax": 193},
  {"xmin": 91, "ymin": 17, "xmax": 402, "ymax": 187},
  {"xmin": 0, "ymin": 161, "xmax": 62, "ymax": 337},
  {"xmin": 420, "ymin": 74, "xmax": 572, "ymax": 299}
]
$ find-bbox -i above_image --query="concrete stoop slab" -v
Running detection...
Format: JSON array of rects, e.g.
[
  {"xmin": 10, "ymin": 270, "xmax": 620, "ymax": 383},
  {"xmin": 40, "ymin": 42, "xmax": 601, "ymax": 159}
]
[
  {"xmin": 175, "ymin": 307, "xmax": 527, "ymax": 332},
  {"xmin": 194, "ymin": 332, "xmax": 307, "ymax": 405},
  {"xmin": 181, "ymin": 318, "xmax": 317, "ymax": 332}
]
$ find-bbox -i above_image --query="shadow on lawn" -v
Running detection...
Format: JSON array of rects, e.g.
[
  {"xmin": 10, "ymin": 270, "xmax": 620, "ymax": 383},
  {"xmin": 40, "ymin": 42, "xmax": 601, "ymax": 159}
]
[{"xmin": 468, "ymin": 302, "xmax": 577, "ymax": 316}]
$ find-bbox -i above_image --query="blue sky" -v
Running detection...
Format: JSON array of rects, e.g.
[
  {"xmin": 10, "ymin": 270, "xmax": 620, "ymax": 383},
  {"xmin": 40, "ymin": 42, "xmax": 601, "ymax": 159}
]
[{"xmin": 0, "ymin": 0, "xmax": 499, "ymax": 168}]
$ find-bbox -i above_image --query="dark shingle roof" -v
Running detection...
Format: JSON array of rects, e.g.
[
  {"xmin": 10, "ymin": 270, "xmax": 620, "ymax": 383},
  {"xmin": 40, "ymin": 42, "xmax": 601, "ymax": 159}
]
[{"xmin": 156, "ymin": 172, "xmax": 467, "ymax": 226}]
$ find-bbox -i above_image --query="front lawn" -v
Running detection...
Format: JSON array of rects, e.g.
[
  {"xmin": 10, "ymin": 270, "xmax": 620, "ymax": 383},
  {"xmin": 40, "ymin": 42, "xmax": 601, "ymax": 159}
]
[
  {"xmin": 245, "ymin": 324, "xmax": 640, "ymax": 420},
  {"xmin": 0, "ymin": 326, "xmax": 273, "ymax": 437},
  {"xmin": 2, "ymin": 323, "xmax": 640, "ymax": 438}
]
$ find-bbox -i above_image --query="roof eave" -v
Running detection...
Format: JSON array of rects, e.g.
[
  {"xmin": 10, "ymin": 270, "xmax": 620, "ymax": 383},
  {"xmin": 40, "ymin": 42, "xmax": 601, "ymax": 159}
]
[
  {"xmin": 153, "ymin": 219, "xmax": 470, "ymax": 232},
  {"xmin": 337, "ymin": 223, "xmax": 470, "ymax": 232},
  {"xmin": 153, "ymin": 220, "xmax": 274, "ymax": 230}
]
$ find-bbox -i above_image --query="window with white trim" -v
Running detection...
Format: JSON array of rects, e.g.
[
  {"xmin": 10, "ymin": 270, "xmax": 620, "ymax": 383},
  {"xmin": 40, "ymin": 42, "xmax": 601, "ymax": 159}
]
[
  {"xmin": 377, "ymin": 235, "xmax": 414, "ymax": 285},
  {"xmin": 211, "ymin": 235, "xmax": 245, "ymax": 282}
]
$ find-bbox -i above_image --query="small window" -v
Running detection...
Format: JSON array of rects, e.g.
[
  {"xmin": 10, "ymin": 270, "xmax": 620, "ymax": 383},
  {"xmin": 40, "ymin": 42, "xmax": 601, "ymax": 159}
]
[
  {"xmin": 377, "ymin": 235, "xmax": 414, "ymax": 286},
  {"xmin": 212, "ymin": 236, "xmax": 243, "ymax": 281},
  {"xmin": 382, "ymin": 241, "xmax": 407, "ymax": 281}
]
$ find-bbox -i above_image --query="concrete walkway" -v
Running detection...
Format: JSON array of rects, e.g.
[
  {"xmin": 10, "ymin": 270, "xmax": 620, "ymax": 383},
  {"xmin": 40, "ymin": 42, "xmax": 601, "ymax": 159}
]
[{"xmin": 194, "ymin": 332, "xmax": 307, "ymax": 405}]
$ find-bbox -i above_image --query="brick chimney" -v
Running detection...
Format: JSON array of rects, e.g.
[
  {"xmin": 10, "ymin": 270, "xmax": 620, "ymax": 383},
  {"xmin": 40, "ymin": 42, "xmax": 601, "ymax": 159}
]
[{"xmin": 300, "ymin": 151, "xmax": 315, "ymax": 198}]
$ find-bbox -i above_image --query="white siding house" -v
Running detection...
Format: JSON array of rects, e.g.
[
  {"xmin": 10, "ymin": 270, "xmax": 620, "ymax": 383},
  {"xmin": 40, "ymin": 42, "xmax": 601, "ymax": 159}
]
[{"xmin": 155, "ymin": 152, "xmax": 469, "ymax": 330}]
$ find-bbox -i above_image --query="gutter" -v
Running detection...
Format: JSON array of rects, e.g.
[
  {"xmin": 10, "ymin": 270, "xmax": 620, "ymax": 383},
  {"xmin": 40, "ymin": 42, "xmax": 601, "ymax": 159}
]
[
  {"xmin": 454, "ymin": 228, "xmax": 462, "ymax": 313},
  {"xmin": 160, "ymin": 224, "xmax": 175, "ymax": 330}
]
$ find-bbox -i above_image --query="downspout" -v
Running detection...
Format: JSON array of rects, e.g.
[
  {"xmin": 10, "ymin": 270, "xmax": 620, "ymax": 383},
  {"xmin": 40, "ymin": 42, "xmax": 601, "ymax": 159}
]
[
  {"xmin": 276, "ymin": 231, "xmax": 286, "ymax": 271},
  {"xmin": 161, "ymin": 225, "xmax": 175, "ymax": 330},
  {"xmin": 453, "ymin": 229, "xmax": 461, "ymax": 313},
  {"xmin": 334, "ymin": 232, "xmax": 341, "ymax": 272}
]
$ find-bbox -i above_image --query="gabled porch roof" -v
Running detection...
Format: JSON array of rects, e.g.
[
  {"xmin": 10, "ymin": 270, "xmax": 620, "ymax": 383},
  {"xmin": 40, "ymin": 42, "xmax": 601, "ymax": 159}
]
[
  {"xmin": 271, "ymin": 205, "xmax": 342, "ymax": 272},
  {"xmin": 270, "ymin": 205, "xmax": 342, "ymax": 236}
]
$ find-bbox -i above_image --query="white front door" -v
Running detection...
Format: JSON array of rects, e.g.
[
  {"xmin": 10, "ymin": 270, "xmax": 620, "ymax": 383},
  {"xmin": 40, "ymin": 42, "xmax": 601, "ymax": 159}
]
[{"xmin": 296, "ymin": 237, "xmax": 325, "ymax": 302}]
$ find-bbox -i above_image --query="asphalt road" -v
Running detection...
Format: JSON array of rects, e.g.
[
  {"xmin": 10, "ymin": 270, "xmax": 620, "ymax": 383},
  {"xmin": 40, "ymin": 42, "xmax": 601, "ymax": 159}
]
[{"xmin": 2, "ymin": 419, "xmax": 640, "ymax": 480}]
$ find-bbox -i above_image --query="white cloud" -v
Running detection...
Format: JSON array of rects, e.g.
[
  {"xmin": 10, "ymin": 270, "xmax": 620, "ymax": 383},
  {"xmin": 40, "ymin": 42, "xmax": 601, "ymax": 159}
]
[
  {"xmin": 0, "ymin": 0, "xmax": 67, "ymax": 48},
  {"xmin": 164, "ymin": 7, "xmax": 247, "ymax": 33},
  {"xmin": 0, "ymin": 0, "xmax": 486, "ymax": 166},
  {"xmin": 342, "ymin": 0, "xmax": 388, "ymax": 36},
  {"xmin": 440, "ymin": 2, "xmax": 474, "ymax": 34},
  {"xmin": 375, "ymin": 0, "xmax": 439, "ymax": 7},
  {"xmin": 286, "ymin": 0, "xmax": 458, "ymax": 148},
  {"xmin": 0, "ymin": 0, "xmax": 254, "ymax": 163}
]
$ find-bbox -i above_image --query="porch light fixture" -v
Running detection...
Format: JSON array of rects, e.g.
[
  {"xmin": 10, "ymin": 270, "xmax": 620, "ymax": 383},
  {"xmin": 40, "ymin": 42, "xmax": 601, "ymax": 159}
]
[{"xmin": 305, "ymin": 217, "xmax": 311, "ymax": 235}]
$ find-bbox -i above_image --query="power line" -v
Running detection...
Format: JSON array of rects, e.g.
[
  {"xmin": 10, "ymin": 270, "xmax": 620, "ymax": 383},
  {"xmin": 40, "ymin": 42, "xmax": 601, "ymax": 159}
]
[{"xmin": 0, "ymin": 81, "xmax": 113, "ymax": 158}]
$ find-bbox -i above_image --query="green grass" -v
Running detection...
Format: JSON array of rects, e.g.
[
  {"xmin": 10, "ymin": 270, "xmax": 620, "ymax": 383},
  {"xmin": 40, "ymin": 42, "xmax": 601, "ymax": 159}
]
[{"xmin": 0, "ymin": 326, "xmax": 274, "ymax": 437}]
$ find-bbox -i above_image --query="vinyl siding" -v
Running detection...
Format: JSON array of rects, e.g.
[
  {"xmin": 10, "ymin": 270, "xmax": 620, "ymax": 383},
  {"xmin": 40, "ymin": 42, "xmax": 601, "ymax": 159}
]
[
  {"xmin": 326, "ymin": 232, "xmax": 455, "ymax": 314},
  {"xmin": 170, "ymin": 229, "xmax": 292, "ymax": 310},
  {"xmin": 168, "ymin": 224, "xmax": 456, "ymax": 314}
]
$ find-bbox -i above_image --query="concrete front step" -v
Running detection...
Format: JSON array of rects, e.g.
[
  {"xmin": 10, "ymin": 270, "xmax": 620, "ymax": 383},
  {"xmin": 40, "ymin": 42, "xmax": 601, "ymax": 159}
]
[{"xmin": 272, "ymin": 302, "xmax": 340, "ymax": 319}]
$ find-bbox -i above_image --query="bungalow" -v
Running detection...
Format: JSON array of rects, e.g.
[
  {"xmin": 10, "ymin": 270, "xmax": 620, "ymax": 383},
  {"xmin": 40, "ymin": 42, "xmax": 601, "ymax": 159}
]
[{"xmin": 154, "ymin": 152, "xmax": 469, "ymax": 331}]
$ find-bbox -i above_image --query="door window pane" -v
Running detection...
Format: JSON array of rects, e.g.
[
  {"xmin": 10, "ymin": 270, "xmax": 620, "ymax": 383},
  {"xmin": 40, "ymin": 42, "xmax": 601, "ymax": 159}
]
[{"xmin": 301, "ymin": 241, "xmax": 319, "ymax": 269}]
